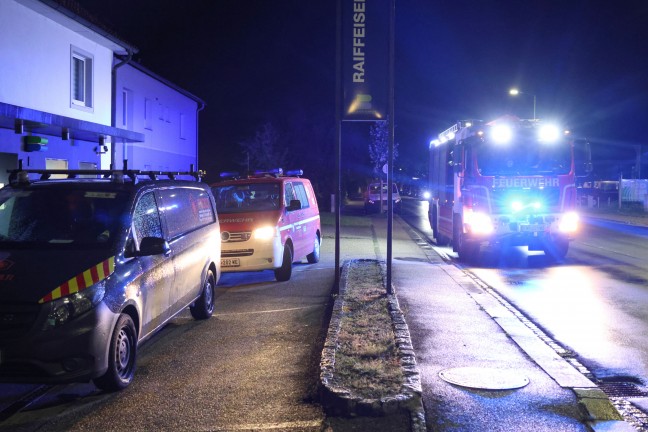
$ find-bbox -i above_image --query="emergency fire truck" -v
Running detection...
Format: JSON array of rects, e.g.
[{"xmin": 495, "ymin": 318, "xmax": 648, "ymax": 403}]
[{"xmin": 428, "ymin": 116, "xmax": 591, "ymax": 262}]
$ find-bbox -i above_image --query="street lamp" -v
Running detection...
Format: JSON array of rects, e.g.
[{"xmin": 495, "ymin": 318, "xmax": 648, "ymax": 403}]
[{"xmin": 509, "ymin": 88, "xmax": 536, "ymax": 120}]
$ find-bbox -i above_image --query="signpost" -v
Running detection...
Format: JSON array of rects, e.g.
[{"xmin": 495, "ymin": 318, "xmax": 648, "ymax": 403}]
[{"xmin": 335, "ymin": 0, "xmax": 395, "ymax": 294}]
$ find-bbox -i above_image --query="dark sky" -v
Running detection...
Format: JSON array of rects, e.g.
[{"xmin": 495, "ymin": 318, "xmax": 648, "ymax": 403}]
[{"xmin": 76, "ymin": 0, "xmax": 648, "ymax": 180}]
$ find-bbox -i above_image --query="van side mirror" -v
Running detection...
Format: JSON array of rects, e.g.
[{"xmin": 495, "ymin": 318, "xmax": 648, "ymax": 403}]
[
  {"xmin": 287, "ymin": 199, "xmax": 302, "ymax": 211},
  {"xmin": 137, "ymin": 237, "xmax": 171, "ymax": 256}
]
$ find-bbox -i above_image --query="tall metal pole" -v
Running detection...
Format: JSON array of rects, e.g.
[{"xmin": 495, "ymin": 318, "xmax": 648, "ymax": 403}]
[
  {"xmin": 334, "ymin": 0, "xmax": 342, "ymax": 292},
  {"xmin": 386, "ymin": 0, "xmax": 395, "ymax": 294}
]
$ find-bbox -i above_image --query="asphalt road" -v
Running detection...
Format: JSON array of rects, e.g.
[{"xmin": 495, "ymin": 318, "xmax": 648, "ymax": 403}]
[
  {"xmin": 400, "ymin": 197, "xmax": 648, "ymax": 399},
  {"xmin": 0, "ymin": 253, "xmax": 335, "ymax": 431}
]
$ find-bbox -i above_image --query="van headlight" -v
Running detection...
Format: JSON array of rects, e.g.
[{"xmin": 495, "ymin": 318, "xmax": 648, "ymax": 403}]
[
  {"xmin": 44, "ymin": 283, "xmax": 105, "ymax": 330},
  {"xmin": 253, "ymin": 226, "xmax": 277, "ymax": 240}
]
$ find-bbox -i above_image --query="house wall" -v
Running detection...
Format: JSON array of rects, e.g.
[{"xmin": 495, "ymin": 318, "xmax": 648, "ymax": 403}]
[
  {"xmin": 0, "ymin": 1, "xmax": 114, "ymax": 180},
  {"xmin": 0, "ymin": 0, "xmax": 113, "ymax": 125},
  {"xmin": 114, "ymin": 63, "xmax": 198, "ymax": 172}
]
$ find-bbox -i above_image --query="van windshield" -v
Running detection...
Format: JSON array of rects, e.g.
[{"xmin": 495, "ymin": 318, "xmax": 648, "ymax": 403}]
[
  {"xmin": 212, "ymin": 183, "xmax": 281, "ymax": 213},
  {"xmin": 0, "ymin": 188, "xmax": 129, "ymax": 249}
]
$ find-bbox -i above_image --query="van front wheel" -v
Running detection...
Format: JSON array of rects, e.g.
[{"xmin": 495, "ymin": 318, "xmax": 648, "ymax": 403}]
[
  {"xmin": 93, "ymin": 314, "xmax": 137, "ymax": 392},
  {"xmin": 274, "ymin": 245, "xmax": 293, "ymax": 281}
]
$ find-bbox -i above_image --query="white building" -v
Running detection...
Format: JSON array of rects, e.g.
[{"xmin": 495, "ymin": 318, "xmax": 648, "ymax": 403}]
[
  {"xmin": 113, "ymin": 61, "xmax": 204, "ymax": 173},
  {"xmin": 0, "ymin": 0, "xmax": 204, "ymax": 185}
]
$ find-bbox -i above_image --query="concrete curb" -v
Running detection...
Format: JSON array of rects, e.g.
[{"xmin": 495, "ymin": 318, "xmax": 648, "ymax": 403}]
[{"xmin": 320, "ymin": 259, "xmax": 424, "ymax": 429}]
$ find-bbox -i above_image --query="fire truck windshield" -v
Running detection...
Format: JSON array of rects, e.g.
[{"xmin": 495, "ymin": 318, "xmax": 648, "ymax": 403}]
[{"xmin": 476, "ymin": 132, "xmax": 571, "ymax": 176}]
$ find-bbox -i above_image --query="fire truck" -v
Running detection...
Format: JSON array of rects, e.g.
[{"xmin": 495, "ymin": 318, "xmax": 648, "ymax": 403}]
[{"xmin": 428, "ymin": 116, "xmax": 591, "ymax": 262}]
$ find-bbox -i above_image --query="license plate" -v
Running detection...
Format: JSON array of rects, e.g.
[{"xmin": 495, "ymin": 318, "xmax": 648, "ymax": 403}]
[
  {"xmin": 221, "ymin": 258, "xmax": 241, "ymax": 268},
  {"xmin": 520, "ymin": 224, "xmax": 545, "ymax": 232}
]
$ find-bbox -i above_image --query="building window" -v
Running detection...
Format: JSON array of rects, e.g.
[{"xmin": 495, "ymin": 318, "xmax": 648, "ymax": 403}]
[
  {"xmin": 180, "ymin": 113, "xmax": 187, "ymax": 140},
  {"xmin": 145, "ymin": 98, "xmax": 153, "ymax": 130},
  {"xmin": 46, "ymin": 158, "xmax": 69, "ymax": 179},
  {"xmin": 121, "ymin": 90, "xmax": 128, "ymax": 127},
  {"xmin": 70, "ymin": 46, "xmax": 93, "ymax": 110}
]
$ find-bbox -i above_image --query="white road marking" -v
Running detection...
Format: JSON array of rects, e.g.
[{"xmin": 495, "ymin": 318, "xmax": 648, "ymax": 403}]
[
  {"xmin": 210, "ymin": 420, "xmax": 322, "ymax": 430},
  {"xmin": 213, "ymin": 304, "xmax": 326, "ymax": 317}
]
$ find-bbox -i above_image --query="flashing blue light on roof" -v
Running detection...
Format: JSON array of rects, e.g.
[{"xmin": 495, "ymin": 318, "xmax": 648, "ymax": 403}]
[
  {"xmin": 254, "ymin": 168, "xmax": 283, "ymax": 176},
  {"xmin": 220, "ymin": 171, "xmax": 240, "ymax": 179},
  {"xmin": 285, "ymin": 169, "xmax": 303, "ymax": 177}
]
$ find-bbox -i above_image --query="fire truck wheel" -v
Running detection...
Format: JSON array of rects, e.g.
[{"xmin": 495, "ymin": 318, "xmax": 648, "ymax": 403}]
[
  {"xmin": 454, "ymin": 216, "xmax": 479, "ymax": 263},
  {"xmin": 274, "ymin": 244, "xmax": 293, "ymax": 281},
  {"xmin": 307, "ymin": 235, "xmax": 321, "ymax": 263},
  {"xmin": 94, "ymin": 314, "xmax": 137, "ymax": 391},
  {"xmin": 430, "ymin": 207, "xmax": 438, "ymax": 239},
  {"xmin": 190, "ymin": 269, "xmax": 216, "ymax": 320}
]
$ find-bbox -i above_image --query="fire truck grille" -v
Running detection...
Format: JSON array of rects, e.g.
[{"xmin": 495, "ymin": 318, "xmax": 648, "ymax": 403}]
[
  {"xmin": 0, "ymin": 304, "xmax": 39, "ymax": 336},
  {"xmin": 222, "ymin": 249, "xmax": 254, "ymax": 257},
  {"xmin": 490, "ymin": 187, "xmax": 561, "ymax": 213},
  {"xmin": 221, "ymin": 231, "xmax": 251, "ymax": 243}
]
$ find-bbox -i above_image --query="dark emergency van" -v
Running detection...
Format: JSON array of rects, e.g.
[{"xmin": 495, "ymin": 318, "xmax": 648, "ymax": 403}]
[{"xmin": 0, "ymin": 167, "xmax": 220, "ymax": 391}]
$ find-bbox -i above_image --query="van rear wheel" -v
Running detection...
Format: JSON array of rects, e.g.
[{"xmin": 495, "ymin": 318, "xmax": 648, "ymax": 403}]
[
  {"xmin": 274, "ymin": 244, "xmax": 293, "ymax": 281},
  {"xmin": 93, "ymin": 314, "xmax": 137, "ymax": 392},
  {"xmin": 190, "ymin": 269, "xmax": 215, "ymax": 320},
  {"xmin": 306, "ymin": 235, "xmax": 320, "ymax": 264}
]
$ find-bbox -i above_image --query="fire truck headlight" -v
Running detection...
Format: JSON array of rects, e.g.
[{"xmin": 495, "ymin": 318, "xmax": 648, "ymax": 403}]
[
  {"xmin": 422, "ymin": 191, "xmax": 431, "ymax": 200},
  {"xmin": 467, "ymin": 212, "xmax": 494, "ymax": 234},
  {"xmin": 253, "ymin": 226, "xmax": 277, "ymax": 240},
  {"xmin": 559, "ymin": 211, "xmax": 579, "ymax": 233},
  {"xmin": 44, "ymin": 283, "xmax": 105, "ymax": 330},
  {"xmin": 491, "ymin": 125, "xmax": 513, "ymax": 144},
  {"xmin": 539, "ymin": 124, "xmax": 561, "ymax": 143}
]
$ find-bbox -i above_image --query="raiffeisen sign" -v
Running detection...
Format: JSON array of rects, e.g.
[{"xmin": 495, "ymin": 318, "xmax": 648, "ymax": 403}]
[{"xmin": 342, "ymin": 0, "xmax": 389, "ymax": 121}]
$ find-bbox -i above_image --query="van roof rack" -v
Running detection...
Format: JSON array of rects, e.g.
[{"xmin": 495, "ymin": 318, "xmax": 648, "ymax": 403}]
[{"xmin": 7, "ymin": 164, "xmax": 204, "ymax": 186}]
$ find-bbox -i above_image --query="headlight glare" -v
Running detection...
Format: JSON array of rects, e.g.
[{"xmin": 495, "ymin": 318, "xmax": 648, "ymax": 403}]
[
  {"xmin": 466, "ymin": 211, "xmax": 494, "ymax": 234},
  {"xmin": 253, "ymin": 226, "xmax": 276, "ymax": 240},
  {"xmin": 539, "ymin": 124, "xmax": 560, "ymax": 142},
  {"xmin": 491, "ymin": 125, "xmax": 513, "ymax": 144},
  {"xmin": 559, "ymin": 211, "xmax": 579, "ymax": 233}
]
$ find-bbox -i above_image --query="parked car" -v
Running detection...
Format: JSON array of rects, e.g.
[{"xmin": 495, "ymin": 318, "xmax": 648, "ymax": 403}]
[
  {"xmin": 211, "ymin": 168, "xmax": 321, "ymax": 281},
  {"xmin": 0, "ymin": 168, "xmax": 220, "ymax": 391},
  {"xmin": 364, "ymin": 182, "xmax": 401, "ymax": 213}
]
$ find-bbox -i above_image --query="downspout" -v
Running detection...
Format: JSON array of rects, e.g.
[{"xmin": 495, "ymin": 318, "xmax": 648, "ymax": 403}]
[
  {"xmin": 196, "ymin": 101, "xmax": 206, "ymax": 177},
  {"xmin": 111, "ymin": 50, "xmax": 134, "ymax": 169}
]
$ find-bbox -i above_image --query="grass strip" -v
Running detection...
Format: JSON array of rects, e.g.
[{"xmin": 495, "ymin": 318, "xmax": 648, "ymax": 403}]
[{"xmin": 331, "ymin": 260, "xmax": 403, "ymax": 399}]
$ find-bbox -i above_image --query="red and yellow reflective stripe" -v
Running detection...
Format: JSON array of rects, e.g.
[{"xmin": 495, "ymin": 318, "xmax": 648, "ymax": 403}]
[{"xmin": 39, "ymin": 257, "xmax": 115, "ymax": 304}]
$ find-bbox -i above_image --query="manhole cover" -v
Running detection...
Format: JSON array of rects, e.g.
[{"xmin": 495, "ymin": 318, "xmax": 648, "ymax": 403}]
[{"xmin": 439, "ymin": 367, "xmax": 529, "ymax": 390}]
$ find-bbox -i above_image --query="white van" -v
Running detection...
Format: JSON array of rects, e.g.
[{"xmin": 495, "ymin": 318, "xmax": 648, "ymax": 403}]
[{"xmin": 364, "ymin": 182, "xmax": 401, "ymax": 213}]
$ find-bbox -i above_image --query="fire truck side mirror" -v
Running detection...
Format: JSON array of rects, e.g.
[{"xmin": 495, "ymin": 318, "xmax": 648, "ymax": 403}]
[
  {"xmin": 574, "ymin": 139, "xmax": 593, "ymax": 177},
  {"xmin": 452, "ymin": 143, "xmax": 464, "ymax": 174}
]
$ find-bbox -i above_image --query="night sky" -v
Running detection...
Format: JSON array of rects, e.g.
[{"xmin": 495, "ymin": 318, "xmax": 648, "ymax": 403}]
[{"xmin": 75, "ymin": 0, "xmax": 648, "ymax": 183}]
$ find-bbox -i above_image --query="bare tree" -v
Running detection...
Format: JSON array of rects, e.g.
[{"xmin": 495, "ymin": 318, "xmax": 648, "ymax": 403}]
[
  {"xmin": 368, "ymin": 119, "xmax": 398, "ymax": 177},
  {"xmin": 239, "ymin": 122, "xmax": 288, "ymax": 171}
]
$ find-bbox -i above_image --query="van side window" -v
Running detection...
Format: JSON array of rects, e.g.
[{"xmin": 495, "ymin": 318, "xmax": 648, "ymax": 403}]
[
  {"xmin": 293, "ymin": 182, "xmax": 310, "ymax": 209},
  {"xmin": 132, "ymin": 192, "xmax": 163, "ymax": 249},
  {"xmin": 284, "ymin": 183, "xmax": 296, "ymax": 207},
  {"xmin": 159, "ymin": 187, "xmax": 216, "ymax": 238}
]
